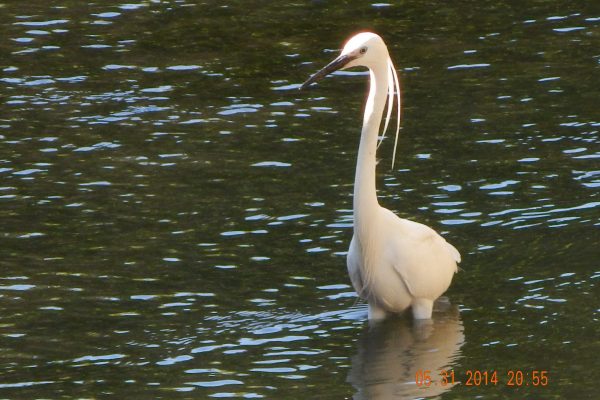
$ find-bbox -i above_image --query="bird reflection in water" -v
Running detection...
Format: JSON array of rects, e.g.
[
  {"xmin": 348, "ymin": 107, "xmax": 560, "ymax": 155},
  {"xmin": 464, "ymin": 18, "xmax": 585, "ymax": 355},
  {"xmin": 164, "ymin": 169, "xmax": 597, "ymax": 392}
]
[{"xmin": 347, "ymin": 299, "xmax": 464, "ymax": 399}]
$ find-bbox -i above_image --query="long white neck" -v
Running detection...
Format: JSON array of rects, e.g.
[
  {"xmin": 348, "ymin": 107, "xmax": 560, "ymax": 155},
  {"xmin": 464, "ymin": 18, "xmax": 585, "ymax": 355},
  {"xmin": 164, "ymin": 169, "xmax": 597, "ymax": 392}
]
[{"xmin": 353, "ymin": 60, "xmax": 389, "ymax": 232}]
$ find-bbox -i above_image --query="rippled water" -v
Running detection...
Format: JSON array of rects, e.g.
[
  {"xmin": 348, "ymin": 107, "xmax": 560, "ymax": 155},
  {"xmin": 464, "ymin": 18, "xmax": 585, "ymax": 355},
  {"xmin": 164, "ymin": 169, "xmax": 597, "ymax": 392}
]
[{"xmin": 1, "ymin": 1, "xmax": 598, "ymax": 398}]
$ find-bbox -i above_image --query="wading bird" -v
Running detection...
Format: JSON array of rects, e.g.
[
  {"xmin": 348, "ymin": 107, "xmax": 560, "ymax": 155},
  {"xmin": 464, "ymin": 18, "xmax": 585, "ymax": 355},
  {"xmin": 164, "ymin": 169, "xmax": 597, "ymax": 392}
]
[{"xmin": 301, "ymin": 32, "xmax": 460, "ymax": 320}]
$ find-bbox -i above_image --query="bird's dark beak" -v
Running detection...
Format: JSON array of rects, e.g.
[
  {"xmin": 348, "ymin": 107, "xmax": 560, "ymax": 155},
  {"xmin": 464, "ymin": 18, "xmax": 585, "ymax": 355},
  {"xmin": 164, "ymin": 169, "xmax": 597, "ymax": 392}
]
[{"xmin": 300, "ymin": 54, "xmax": 354, "ymax": 90}]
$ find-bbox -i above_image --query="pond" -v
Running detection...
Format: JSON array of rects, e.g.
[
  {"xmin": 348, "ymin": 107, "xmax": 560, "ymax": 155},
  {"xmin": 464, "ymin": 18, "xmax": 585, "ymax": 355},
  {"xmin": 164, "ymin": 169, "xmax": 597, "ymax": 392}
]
[{"xmin": 1, "ymin": 1, "xmax": 598, "ymax": 398}]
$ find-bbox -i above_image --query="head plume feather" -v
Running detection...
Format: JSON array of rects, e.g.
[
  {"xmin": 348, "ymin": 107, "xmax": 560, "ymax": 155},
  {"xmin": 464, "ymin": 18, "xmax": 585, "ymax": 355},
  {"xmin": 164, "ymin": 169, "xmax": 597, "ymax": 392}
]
[{"xmin": 377, "ymin": 57, "xmax": 402, "ymax": 169}]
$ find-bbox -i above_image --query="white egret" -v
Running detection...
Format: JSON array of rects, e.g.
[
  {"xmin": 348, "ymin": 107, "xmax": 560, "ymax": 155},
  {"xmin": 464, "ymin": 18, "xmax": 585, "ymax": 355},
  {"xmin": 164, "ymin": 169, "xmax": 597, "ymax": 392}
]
[{"xmin": 301, "ymin": 32, "xmax": 460, "ymax": 320}]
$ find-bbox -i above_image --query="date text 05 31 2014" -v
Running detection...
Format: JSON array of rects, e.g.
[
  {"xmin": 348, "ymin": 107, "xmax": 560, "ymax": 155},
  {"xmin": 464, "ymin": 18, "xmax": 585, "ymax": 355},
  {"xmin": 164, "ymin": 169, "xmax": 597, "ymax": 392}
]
[{"xmin": 415, "ymin": 369, "xmax": 549, "ymax": 387}]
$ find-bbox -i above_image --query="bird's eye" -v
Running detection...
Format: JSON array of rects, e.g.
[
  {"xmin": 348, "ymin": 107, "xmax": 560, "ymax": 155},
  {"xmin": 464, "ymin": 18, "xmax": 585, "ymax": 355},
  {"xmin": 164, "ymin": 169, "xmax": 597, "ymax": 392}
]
[{"xmin": 360, "ymin": 47, "xmax": 367, "ymax": 55}]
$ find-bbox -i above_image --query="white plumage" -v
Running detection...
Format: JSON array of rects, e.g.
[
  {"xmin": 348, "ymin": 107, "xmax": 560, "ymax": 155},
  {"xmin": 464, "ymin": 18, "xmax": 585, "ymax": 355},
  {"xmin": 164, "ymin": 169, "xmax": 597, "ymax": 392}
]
[{"xmin": 302, "ymin": 32, "xmax": 460, "ymax": 320}]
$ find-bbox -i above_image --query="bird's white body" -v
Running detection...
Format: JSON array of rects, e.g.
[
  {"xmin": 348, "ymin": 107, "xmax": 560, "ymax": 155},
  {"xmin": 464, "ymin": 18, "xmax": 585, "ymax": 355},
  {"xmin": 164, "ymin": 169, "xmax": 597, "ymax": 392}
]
[
  {"xmin": 303, "ymin": 32, "xmax": 460, "ymax": 320},
  {"xmin": 348, "ymin": 208, "xmax": 460, "ymax": 320}
]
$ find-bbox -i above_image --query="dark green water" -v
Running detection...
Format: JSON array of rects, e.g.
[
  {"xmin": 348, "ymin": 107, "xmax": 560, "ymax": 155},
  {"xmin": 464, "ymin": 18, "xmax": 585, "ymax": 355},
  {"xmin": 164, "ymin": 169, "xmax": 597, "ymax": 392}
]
[{"xmin": 1, "ymin": 1, "xmax": 598, "ymax": 398}]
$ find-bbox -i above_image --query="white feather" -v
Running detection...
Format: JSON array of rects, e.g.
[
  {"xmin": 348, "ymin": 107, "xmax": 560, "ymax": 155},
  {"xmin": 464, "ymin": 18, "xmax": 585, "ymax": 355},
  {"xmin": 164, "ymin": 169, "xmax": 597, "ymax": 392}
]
[
  {"xmin": 378, "ymin": 63, "xmax": 395, "ymax": 149},
  {"xmin": 389, "ymin": 57, "xmax": 401, "ymax": 169},
  {"xmin": 377, "ymin": 57, "xmax": 402, "ymax": 170}
]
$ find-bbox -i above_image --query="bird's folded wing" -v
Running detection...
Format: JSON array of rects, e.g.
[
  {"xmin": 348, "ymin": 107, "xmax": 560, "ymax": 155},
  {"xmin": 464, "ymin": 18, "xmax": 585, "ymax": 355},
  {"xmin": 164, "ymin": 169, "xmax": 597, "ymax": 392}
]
[
  {"xmin": 389, "ymin": 216, "xmax": 460, "ymax": 298},
  {"xmin": 445, "ymin": 240, "xmax": 461, "ymax": 264}
]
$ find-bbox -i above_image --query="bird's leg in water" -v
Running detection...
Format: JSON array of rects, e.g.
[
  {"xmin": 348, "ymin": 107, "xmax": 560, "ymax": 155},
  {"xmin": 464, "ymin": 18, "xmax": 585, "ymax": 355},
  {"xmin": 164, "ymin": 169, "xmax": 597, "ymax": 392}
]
[
  {"xmin": 368, "ymin": 302, "xmax": 388, "ymax": 320},
  {"xmin": 411, "ymin": 298, "xmax": 434, "ymax": 320}
]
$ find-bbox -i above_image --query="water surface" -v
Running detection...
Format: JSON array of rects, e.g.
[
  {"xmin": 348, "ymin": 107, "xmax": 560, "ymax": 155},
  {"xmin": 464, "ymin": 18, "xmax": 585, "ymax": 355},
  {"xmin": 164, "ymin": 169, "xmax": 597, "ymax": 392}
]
[{"xmin": 1, "ymin": 1, "xmax": 598, "ymax": 398}]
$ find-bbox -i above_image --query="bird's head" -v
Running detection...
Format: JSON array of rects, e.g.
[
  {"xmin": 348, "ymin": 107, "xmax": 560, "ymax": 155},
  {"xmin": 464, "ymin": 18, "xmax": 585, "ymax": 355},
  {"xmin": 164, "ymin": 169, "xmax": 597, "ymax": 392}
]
[
  {"xmin": 300, "ymin": 31, "xmax": 402, "ymax": 170},
  {"xmin": 301, "ymin": 32, "xmax": 388, "ymax": 89}
]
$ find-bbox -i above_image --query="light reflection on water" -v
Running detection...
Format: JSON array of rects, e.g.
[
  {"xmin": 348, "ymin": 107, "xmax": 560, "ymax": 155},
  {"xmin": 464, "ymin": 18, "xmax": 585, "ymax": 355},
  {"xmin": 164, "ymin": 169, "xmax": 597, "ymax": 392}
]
[
  {"xmin": 349, "ymin": 305, "xmax": 464, "ymax": 399},
  {"xmin": 1, "ymin": 0, "xmax": 599, "ymax": 398}
]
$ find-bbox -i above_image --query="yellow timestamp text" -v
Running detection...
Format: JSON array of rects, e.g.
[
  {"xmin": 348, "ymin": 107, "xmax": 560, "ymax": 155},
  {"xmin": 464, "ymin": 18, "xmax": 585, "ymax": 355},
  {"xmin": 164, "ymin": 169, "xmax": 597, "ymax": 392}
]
[{"xmin": 415, "ymin": 369, "xmax": 549, "ymax": 387}]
